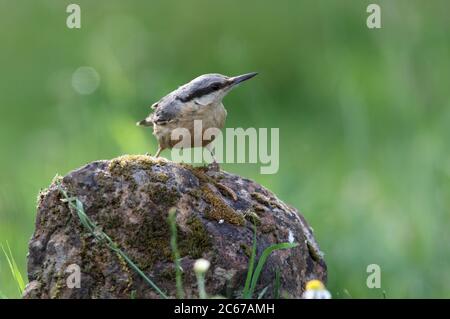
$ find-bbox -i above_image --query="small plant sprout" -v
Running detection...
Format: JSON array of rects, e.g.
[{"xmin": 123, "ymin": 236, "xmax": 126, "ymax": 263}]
[
  {"xmin": 302, "ymin": 279, "xmax": 331, "ymax": 299},
  {"xmin": 194, "ymin": 258, "xmax": 210, "ymax": 299},
  {"xmin": 168, "ymin": 207, "xmax": 184, "ymax": 299}
]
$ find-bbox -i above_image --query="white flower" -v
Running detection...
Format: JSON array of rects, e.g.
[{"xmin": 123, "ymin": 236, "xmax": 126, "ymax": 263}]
[
  {"xmin": 302, "ymin": 280, "xmax": 332, "ymax": 299},
  {"xmin": 302, "ymin": 289, "xmax": 332, "ymax": 299},
  {"xmin": 194, "ymin": 258, "xmax": 210, "ymax": 274}
]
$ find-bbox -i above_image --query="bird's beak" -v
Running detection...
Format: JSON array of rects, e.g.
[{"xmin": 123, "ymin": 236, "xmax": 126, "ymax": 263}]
[{"xmin": 228, "ymin": 72, "xmax": 258, "ymax": 86}]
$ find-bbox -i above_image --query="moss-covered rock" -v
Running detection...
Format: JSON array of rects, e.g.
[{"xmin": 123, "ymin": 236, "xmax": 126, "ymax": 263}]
[{"xmin": 24, "ymin": 155, "xmax": 326, "ymax": 299}]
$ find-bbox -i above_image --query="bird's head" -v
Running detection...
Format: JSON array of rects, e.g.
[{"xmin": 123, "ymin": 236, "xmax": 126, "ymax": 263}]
[{"xmin": 179, "ymin": 72, "xmax": 258, "ymax": 106}]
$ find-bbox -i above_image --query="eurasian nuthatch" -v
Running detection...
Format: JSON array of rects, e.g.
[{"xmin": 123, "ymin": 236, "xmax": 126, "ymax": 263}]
[{"xmin": 137, "ymin": 72, "xmax": 258, "ymax": 167}]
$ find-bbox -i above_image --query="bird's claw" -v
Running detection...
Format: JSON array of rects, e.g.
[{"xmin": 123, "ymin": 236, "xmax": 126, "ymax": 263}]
[{"xmin": 207, "ymin": 161, "xmax": 220, "ymax": 172}]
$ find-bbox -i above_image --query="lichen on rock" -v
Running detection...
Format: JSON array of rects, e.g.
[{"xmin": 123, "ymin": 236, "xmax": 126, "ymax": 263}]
[{"xmin": 24, "ymin": 155, "xmax": 326, "ymax": 299}]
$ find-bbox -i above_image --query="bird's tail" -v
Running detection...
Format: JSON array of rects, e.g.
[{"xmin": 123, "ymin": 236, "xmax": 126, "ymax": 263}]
[{"xmin": 136, "ymin": 119, "xmax": 152, "ymax": 127}]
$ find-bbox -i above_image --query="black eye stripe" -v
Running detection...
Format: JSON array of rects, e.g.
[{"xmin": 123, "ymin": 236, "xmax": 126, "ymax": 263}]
[
  {"xmin": 178, "ymin": 82, "xmax": 226, "ymax": 102},
  {"xmin": 210, "ymin": 82, "xmax": 221, "ymax": 90}
]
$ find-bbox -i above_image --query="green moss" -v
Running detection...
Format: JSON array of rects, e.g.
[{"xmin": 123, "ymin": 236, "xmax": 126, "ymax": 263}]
[
  {"xmin": 95, "ymin": 171, "xmax": 119, "ymax": 193},
  {"xmin": 107, "ymin": 155, "xmax": 179, "ymax": 208},
  {"xmin": 215, "ymin": 182, "xmax": 237, "ymax": 201},
  {"xmin": 38, "ymin": 194, "xmax": 70, "ymax": 231},
  {"xmin": 180, "ymin": 215, "xmax": 211, "ymax": 258},
  {"xmin": 37, "ymin": 208, "xmax": 48, "ymax": 229},
  {"xmin": 307, "ymin": 241, "xmax": 322, "ymax": 262},
  {"xmin": 202, "ymin": 185, "xmax": 245, "ymax": 226},
  {"xmin": 125, "ymin": 210, "xmax": 172, "ymax": 269},
  {"xmin": 251, "ymin": 192, "xmax": 273, "ymax": 207},
  {"xmin": 252, "ymin": 203, "xmax": 267, "ymax": 213},
  {"xmin": 104, "ymin": 213, "xmax": 123, "ymax": 230},
  {"xmin": 50, "ymin": 273, "xmax": 64, "ymax": 299},
  {"xmin": 160, "ymin": 267, "xmax": 177, "ymax": 281},
  {"xmin": 116, "ymin": 253, "xmax": 133, "ymax": 293},
  {"xmin": 108, "ymin": 155, "xmax": 156, "ymax": 175},
  {"xmin": 243, "ymin": 210, "xmax": 261, "ymax": 226},
  {"xmin": 151, "ymin": 172, "xmax": 170, "ymax": 183},
  {"xmin": 240, "ymin": 243, "xmax": 252, "ymax": 257},
  {"xmin": 189, "ymin": 166, "xmax": 216, "ymax": 184},
  {"xmin": 251, "ymin": 192, "xmax": 284, "ymax": 211},
  {"xmin": 188, "ymin": 188, "xmax": 203, "ymax": 200},
  {"xmin": 143, "ymin": 183, "xmax": 180, "ymax": 207},
  {"xmin": 181, "ymin": 164, "xmax": 245, "ymax": 226},
  {"xmin": 78, "ymin": 234, "xmax": 111, "ymax": 297},
  {"xmin": 120, "ymin": 208, "xmax": 211, "ymax": 271},
  {"xmin": 50, "ymin": 257, "xmax": 68, "ymax": 299},
  {"xmin": 260, "ymin": 223, "xmax": 276, "ymax": 234}
]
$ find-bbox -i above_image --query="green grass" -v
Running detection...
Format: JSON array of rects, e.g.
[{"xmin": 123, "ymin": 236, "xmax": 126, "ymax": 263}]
[
  {"xmin": 274, "ymin": 268, "xmax": 281, "ymax": 299},
  {"xmin": 195, "ymin": 266, "xmax": 208, "ymax": 299},
  {"xmin": 244, "ymin": 242, "xmax": 299, "ymax": 298},
  {"xmin": 242, "ymin": 223, "xmax": 299, "ymax": 298},
  {"xmin": 243, "ymin": 223, "xmax": 258, "ymax": 297},
  {"xmin": 168, "ymin": 208, "xmax": 184, "ymax": 299},
  {"xmin": 1, "ymin": 242, "xmax": 26, "ymax": 297}
]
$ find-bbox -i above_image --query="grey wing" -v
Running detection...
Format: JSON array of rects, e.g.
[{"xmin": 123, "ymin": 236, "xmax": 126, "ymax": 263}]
[{"xmin": 150, "ymin": 95, "xmax": 181, "ymax": 125}]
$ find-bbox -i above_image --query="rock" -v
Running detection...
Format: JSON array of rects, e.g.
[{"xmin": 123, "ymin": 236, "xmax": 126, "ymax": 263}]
[{"xmin": 24, "ymin": 155, "xmax": 326, "ymax": 299}]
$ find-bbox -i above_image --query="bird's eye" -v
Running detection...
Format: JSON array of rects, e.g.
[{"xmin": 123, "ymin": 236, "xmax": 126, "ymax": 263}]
[{"xmin": 210, "ymin": 83, "xmax": 221, "ymax": 90}]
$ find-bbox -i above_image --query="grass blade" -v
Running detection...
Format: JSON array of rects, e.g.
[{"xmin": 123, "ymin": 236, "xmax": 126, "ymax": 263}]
[
  {"xmin": 257, "ymin": 286, "xmax": 269, "ymax": 299},
  {"xmin": 168, "ymin": 208, "xmax": 184, "ymax": 299},
  {"xmin": 248, "ymin": 242, "xmax": 298, "ymax": 298},
  {"xmin": 1, "ymin": 241, "xmax": 26, "ymax": 295},
  {"xmin": 242, "ymin": 223, "xmax": 257, "ymax": 298},
  {"xmin": 274, "ymin": 268, "xmax": 281, "ymax": 299}
]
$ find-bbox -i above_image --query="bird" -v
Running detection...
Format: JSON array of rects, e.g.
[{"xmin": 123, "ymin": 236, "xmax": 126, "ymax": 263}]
[{"xmin": 137, "ymin": 72, "xmax": 258, "ymax": 168}]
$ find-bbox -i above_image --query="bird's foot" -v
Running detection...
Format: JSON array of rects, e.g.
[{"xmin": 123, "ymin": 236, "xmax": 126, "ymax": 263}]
[{"xmin": 207, "ymin": 161, "xmax": 220, "ymax": 172}]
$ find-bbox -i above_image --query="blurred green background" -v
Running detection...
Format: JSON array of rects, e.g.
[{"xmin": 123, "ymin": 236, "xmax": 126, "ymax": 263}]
[{"xmin": 1, "ymin": 0, "xmax": 449, "ymax": 298}]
